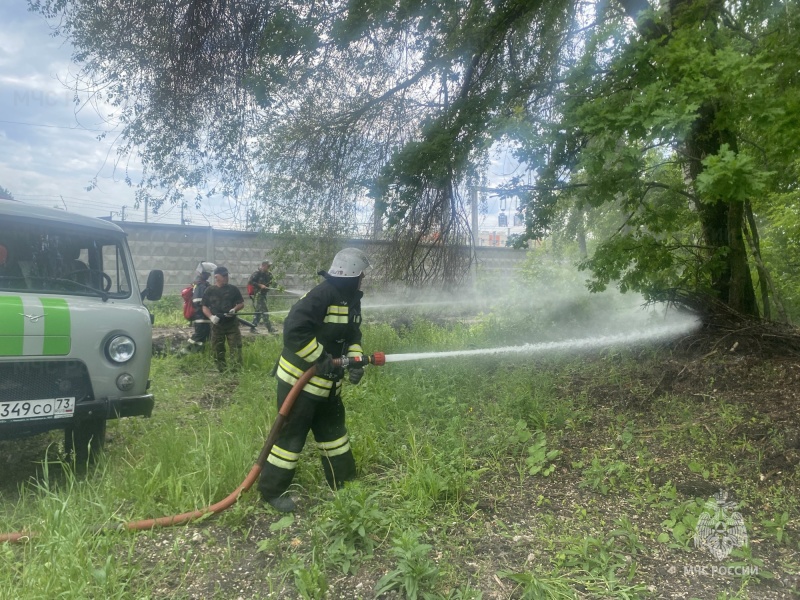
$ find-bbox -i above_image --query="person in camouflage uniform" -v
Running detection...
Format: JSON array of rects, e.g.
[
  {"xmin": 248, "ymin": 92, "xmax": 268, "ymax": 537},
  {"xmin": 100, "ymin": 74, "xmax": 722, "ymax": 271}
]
[
  {"xmin": 202, "ymin": 265, "xmax": 245, "ymax": 372},
  {"xmin": 248, "ymin": 260, "xmax": 276, "ymax": 333}
]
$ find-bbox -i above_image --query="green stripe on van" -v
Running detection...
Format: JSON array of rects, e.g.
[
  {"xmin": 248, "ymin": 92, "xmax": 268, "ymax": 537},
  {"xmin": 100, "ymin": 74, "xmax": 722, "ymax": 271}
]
[
  {"xmin": 40, "ymin": 298, "xmax": 71, "ymax": 355},
  {"xmin": 0, "ymin": 296, "xmax": 24, "ymax": 356}
]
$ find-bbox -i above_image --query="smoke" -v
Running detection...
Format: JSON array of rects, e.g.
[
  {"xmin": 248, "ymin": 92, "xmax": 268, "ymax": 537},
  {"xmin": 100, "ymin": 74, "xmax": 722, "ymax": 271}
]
[
  {"xmin": 359, "ymin": 253, "xmax": 701, "ymax": 352},
  {"xmin": 278, "ymin": 253, "xmax": 700, "ymax": 348}
]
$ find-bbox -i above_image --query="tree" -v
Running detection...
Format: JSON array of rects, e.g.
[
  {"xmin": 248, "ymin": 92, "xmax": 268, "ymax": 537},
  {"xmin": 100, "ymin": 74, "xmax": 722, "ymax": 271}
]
[
  {"xmin": 0, "ymin": 185, "xmax": 14, "ymax": 200},
  {"xmin": 30, "ymin": 0, "xmax": 578, "ymax": 285},
  {"xmin": 510, "ymin": 0, "xmax": 800, "ymax": 318}
]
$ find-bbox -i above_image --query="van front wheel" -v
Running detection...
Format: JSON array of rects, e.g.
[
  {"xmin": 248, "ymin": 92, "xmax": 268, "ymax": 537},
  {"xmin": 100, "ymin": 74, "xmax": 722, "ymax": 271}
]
[{"xmin": 65, "ymin": 419, "xmax": 107, "ymax": 463}]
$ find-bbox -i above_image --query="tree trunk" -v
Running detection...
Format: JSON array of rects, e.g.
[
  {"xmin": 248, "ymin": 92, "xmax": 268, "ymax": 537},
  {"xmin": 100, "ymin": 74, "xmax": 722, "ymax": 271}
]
[
  {"xmin": 744, "ymin": 201, "xmax": 790, "ymax": 323},
  {"xmin": 725, "ymin": 197, "xmax": 758, "ymax": 315},
  {"xmin": 576, "ymin": 209, "xmax": 588, "ymax": 259},
  {"xmin": 685, "ymin": 104, "xmax": 758, "ymax": 316}
]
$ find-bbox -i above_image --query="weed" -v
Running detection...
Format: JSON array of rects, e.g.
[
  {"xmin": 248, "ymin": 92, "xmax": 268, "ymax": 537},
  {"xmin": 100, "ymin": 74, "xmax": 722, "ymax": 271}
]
[
  {"xmin": 294, "ymin": 563, "xmax": 328, "ymax": 600},
  {"xmin": 443, "ymin": 585, "xmax": 484, "ymax": 599},
  {"xmin": 761, "ymin": 511, "xmax": 791, "ymax": 546},
  {"xmin": 556, "ymin": 535, "xmax": 633, "ymax": 581},
  {"xmin": 400, "ymin": 429, "xmax": 480, "ymax": 509},
  {"xmin": 579, "ymin": 457, "xmax": 633, "ymax": 495},
  {"xmin": 658, "ymin": 498, "xmax": 706, "ymax": 551},
  {"xmin": 609, "ymin": 516, "xmax": 646, "ymax": 556},
  {"xmin": 315, "ymin": 483, "xmax": 388, "ymax": 555},
  {"xmin": 256, "ymin": 514, "xmax": 295, "ymax": 555},
  {"xmin": 688, "ymin": 460, "xmax": 711, "ymax": 481},
  {"xmin": 525, "ymin": 430, "xmax": 562, "ymax": 477},
  {"xmin": 374, "ymin": 530, "xmax": 440, "ymax": 600},
  {"xmin": 506, "ymin": 420, "xmax": 562, "ymax": 478},
  {"xmin": 282, "ymin": 556, "xmax": 328, "ymax": 600},
  {"xmin": 498, "ymin": 568, "xmax": 577, "ymax": 599},
  {"xmin": 325, "ymin": 536, "xmax": 361, "ymax": 575}
]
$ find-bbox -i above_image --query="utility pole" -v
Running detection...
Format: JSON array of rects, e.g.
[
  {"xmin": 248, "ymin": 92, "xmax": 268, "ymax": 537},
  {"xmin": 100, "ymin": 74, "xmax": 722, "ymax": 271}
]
[
  {"xmin": 470, "ymin": 187, "xmax": 479, "ymax": 290},
  {"xmin": 121, "ymin": 205, "xmax": 127, "ymax": 221},
  {"xmin": 144, "ymin": 198, "xmax": 148, "ymax": 223}
]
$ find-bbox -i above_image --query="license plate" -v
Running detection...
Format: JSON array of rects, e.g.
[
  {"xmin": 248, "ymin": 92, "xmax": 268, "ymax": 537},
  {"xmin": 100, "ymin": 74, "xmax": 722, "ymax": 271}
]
[{"xmin": 0, "ymin": 397, "xmax": 75, "ymax": 422}]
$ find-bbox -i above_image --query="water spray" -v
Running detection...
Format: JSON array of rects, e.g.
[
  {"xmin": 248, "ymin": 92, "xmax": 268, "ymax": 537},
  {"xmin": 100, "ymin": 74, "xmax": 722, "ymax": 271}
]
[
  {"xmin": 334, "ymin": 320, "xmax": 699, "ymax": 367},
  {"xmin": 382, "ymin": 320, "xmax": 699, "ymax": 363}
]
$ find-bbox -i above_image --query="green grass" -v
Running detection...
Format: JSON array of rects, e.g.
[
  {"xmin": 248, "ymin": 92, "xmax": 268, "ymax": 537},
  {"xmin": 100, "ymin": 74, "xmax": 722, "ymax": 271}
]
[{"xmin": 1, "ymin": 312, "xmax": 798, "ymax": 599}]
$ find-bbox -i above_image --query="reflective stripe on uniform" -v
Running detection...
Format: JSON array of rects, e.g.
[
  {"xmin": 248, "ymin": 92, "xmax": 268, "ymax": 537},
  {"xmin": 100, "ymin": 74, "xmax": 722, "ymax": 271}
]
[
  {"xmin": 267, "ymin": 445, "xmax": 301, "ymax": 470},
  {"xmin": 0, "ymin": 296, "xmax": 70, "ymax": 357},
  {"xmin": 346, "ymin": 344, "xmax": 363, "ymax": 357},
  {"xmin": 317, "ymin": 435, "xmax": 351, "ymax": 457},
  {"xmin": 296, "ymin": 337, "xmax": 323, "ymax": 362},
  {"xmin": 323, "ymin": 304, "xmax": 349, "ymax": 324},
  {"xmin": 276, "ymin": 357, "xmax": 342, "ymax": 398}
]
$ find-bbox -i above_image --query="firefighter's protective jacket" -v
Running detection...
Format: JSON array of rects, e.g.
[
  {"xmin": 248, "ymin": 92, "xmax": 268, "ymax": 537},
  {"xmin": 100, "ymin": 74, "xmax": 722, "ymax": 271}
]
[
  {"xmin": 276, "ymin": 273, "xmax": 363, "ymax": 399},
  {"xmin": 191, "ymin": 277, "xmax": 210, "ymax": 320}
]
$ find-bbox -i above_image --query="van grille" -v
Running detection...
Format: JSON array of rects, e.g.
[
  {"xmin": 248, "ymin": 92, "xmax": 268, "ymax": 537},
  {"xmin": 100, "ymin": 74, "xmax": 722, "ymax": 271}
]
[{"xmin": 0, "ymin": 361, "xmax": 94, "ymax": 403}]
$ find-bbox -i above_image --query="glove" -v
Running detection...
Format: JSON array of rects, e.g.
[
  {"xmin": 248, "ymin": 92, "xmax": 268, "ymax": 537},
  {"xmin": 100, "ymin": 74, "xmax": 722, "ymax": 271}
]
[
  {"xmin": 226, "ymin": 308, "xmax": 237, "ymax": 316},
  {"xmin": 210, "ymin": 315, "xmax": 221, "ymax": 325},
  {"xmin": 349, "ymin": 367, "xmax": 364, "ymax": 385},
  {"xmin": 315, "ymin": 353, "xmax": 336, "ymax": 377}
]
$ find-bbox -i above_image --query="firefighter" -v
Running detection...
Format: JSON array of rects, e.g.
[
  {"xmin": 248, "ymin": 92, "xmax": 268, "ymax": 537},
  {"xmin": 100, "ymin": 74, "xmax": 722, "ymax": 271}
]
[
  {"xmin": 185, "ymin": 262, "xmax": 215, "ymax": 353},
  {"xmin": 248, "ymin": 260, "xmax": 276, "ymax": 333},
  {"xmin": 258, "ymin": 248, "xmax": 370, "ymax": 512},
  {"xmin": 202, "ymin": 265, "xmax": 245, "ymax": 372}
]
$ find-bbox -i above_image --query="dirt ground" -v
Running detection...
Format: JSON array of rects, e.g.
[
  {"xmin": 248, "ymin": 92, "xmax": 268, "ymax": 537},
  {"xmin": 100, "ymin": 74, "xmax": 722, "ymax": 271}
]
[{"xmin": 2, "ymin": 321, "xmax": 800, "ymax": 599}]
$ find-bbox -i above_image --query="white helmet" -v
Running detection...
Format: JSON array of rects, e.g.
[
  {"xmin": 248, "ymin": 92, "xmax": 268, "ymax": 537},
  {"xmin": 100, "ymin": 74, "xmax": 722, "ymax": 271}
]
[
  {"xmin": 195, "ymin": 261, "xmax": 217, "ymax": 278},
  {"xmin": 328, "ymin": 248, "xmax": 370, "ymax": 277}
]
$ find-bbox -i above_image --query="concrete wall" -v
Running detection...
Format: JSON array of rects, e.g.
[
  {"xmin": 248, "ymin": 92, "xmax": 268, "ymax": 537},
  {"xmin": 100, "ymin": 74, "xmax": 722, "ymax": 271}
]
[{"xmin": 117, "ymin": 222, "xmax": 527, "ymax": 295}]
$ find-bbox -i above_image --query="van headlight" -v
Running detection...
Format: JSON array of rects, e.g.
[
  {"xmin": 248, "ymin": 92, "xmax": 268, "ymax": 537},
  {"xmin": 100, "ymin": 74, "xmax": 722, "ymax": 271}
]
[{"xmin": 107, "ymin": 336, "xmax": 135, "ymax": 363}]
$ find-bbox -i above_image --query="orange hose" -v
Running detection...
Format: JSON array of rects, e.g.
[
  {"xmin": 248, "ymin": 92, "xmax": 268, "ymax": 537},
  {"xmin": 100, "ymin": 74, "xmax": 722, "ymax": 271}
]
[{"xmin": 1, "ymin": 365, "xmax": 317, "ymax": 543}]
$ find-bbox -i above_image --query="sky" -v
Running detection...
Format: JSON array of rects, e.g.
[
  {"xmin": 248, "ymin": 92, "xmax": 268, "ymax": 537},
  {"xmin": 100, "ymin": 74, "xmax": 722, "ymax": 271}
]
[
  {"xmin": 0, "ymin": 3, "xmax": 523, "ymax": 233},
  {"xmin": 0, "ymin": 3, "xmax": 240, "ymax": 227}
]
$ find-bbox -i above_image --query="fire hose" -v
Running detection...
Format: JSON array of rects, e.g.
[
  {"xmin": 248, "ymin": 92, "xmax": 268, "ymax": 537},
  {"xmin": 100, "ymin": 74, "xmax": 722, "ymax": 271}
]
[{"xmin": 0, "ymin": 352, "xmax": 386, "ymax": 544}]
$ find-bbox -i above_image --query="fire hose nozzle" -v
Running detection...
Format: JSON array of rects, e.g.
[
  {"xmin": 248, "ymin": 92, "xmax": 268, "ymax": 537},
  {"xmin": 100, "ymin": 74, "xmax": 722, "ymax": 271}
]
[{"xmin": 333, "ymin": 352, "xmax": 386, "ymax": 369}]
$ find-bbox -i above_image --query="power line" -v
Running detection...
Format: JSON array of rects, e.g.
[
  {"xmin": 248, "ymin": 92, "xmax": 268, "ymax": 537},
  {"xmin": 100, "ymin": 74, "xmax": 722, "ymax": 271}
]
[{"xmin": 0, "ymin": 119, "xmax": 111, "ymax": 133}]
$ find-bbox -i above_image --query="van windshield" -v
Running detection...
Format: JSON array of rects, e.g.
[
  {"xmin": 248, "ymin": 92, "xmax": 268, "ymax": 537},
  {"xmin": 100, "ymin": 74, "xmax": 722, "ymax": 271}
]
[{"xmin": 0, "ymin": 221, "xmax": 132, "ymax": 298}]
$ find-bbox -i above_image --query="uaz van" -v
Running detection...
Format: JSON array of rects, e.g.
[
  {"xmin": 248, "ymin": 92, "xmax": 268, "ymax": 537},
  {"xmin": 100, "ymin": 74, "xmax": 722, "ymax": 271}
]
[{"xmin": 0, "ymin": 199, "xmax": 163, "ymax": 460}]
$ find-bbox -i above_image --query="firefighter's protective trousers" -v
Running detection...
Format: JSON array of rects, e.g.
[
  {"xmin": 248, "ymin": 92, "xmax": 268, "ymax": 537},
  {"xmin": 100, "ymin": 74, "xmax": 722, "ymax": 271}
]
[{"xmin": 258, "ymin": 380, "xmax": 356, "ymax": 500}]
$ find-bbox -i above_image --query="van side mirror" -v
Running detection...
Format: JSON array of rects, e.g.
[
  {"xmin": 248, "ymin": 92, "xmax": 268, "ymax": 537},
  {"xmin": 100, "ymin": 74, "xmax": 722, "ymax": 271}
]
[{"xmin": 142, "ymin": 270, "xmax": 164, "ymax": 301}]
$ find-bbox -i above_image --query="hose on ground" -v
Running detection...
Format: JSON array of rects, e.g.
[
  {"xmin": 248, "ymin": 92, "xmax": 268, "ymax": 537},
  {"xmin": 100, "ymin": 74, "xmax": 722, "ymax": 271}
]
[{"xmin": 0, "ymin": 365, "xmax": 316, "ymax": 543}]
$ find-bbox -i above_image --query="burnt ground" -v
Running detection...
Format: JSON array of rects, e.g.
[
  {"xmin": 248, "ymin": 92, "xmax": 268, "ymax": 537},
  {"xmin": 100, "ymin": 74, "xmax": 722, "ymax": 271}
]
[{"xmin": 2, "ymin": 321, "xmax": 800, "ymax": 599}]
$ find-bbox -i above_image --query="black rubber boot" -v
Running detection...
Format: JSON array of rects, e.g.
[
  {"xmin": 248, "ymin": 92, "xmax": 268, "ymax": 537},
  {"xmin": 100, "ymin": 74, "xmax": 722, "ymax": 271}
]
[{"xmin": 267, "ymin": 495, "xmax": 296, "ymax": 513}]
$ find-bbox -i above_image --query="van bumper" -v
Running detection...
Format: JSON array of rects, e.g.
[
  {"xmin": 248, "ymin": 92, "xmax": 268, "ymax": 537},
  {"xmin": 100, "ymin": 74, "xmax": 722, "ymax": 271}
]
[
  {"xmin": 75, "ymin": 394, "xmax": 155, "ymax": 420},
  {"xmin": 0, "ymin": 395, "xmax": 154, "ymax": 440}
]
